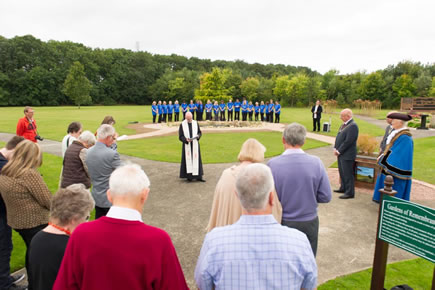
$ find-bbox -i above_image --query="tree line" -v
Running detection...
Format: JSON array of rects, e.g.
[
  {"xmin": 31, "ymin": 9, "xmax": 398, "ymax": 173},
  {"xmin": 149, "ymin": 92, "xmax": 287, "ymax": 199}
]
[{"xmin": 0, "ymin": 34, "xmax": 434, "ymax": 108}]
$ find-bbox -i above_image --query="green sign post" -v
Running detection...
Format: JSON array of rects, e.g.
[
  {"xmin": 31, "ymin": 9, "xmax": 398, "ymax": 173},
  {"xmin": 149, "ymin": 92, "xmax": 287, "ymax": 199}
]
[{"xmin": 379, "ymin": 195, "xmax": 435, "ymax": 263}]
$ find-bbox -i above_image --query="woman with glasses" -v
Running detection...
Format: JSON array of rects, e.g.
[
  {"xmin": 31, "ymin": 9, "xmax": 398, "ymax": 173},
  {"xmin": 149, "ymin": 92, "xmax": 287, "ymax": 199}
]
[{"xmin": 29, "ymin": 184, "xmax": 94, "ymax": 290}]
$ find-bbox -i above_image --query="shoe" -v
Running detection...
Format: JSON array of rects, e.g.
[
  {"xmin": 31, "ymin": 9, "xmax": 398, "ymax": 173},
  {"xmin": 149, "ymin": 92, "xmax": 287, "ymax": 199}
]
[
  {"xmin": 187, "ymin": 178, "xmax": 192, "ymax": 182},
  {"xmin": 11, "ymin": 274, "xmax": 25, "ymax": 285},
  {"xmin": 197, "ymin": 179, "xmax": 206, "ymax": 182},
  {"xmin": 372, "ymin": 199, "xmax": 380, "ymax": 204},
  {"xmin": 339, "ymin": 194, "xmax": 354, "ymax": 199},
  {"xmin": 333, "ymin": 189, "xmax": 345, "ymax": 193}
]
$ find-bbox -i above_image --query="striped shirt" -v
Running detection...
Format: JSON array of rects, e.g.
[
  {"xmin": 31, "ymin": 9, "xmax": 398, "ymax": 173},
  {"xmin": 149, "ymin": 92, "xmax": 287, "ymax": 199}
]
[{"xmin": 195, "ymin": 215, "xmax": 317, "ymax": 290}]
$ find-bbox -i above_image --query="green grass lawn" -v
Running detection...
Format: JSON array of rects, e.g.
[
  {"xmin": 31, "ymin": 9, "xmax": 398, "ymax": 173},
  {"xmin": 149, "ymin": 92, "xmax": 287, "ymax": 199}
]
[
  {"xmin": 319, "ymin": 258, "xmax": 433, "ymax": 289},
  {"xmin": 118, "ymin": 132, "xmax": 328, "ymax": 163},
  {"xmin": 0, "ymin": 106, "xmax": 384, "ymax": 141},
  {"xmin": 413, "ymin": 137, "xmax": 435, "ymax": 184}
]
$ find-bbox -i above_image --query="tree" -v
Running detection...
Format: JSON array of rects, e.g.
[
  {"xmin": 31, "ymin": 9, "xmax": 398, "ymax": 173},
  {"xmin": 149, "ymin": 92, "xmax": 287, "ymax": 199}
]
[
  {"xmin": 63, "ymin": 61, "xmax": 92, "ymax": 108},
  {"xmin": 287, "ymin": 73, "xmax": 309, "ymax": 106},
  {"xmin": 392, "ymin": 74, "xmax": 416, "ymax": 107},
  {"xmin": 240, "ymin": 77, "xmax": 260, "ymax": 100},
  {"xmin": 429, "ymin": 77, "xmax": 435, "ymax": 97},
  {"xmin": 273, "ymin": 76, "xmax": 290, "ymax": 104},
  {"xmin": 360, "ymin": 72, "xmax": 386, "ymax": 101},
  {"xmin": 194, "ymin": 67, "xmax": 231, "ymax": 101},
  {"xmin": 413, "ymin": 71, "xmax": 432, "ymax": 97}
]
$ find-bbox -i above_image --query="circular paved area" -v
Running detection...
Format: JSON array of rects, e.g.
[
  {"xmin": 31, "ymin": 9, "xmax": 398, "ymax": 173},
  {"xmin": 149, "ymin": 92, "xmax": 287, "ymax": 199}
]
[{"xmin": 1, "ymin": 118, "xmax": 434, "ymax": 288}]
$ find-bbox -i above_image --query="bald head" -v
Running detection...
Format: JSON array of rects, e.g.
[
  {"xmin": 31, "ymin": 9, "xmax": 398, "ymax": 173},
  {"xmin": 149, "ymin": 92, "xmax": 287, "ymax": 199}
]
[
  {"xmin": 185, "ymin": 112, "xmax": 193, "ymax": 122},
  {"xmin": 340, "ymin": 109, "xmax": 353, "ymax": 123}
]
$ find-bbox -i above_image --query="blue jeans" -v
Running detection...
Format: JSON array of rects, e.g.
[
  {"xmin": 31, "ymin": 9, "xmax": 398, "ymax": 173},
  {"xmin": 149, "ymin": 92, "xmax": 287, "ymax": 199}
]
[{"xmin": 0, "ymin": 196, "xmax": 13, "ymax": 289}]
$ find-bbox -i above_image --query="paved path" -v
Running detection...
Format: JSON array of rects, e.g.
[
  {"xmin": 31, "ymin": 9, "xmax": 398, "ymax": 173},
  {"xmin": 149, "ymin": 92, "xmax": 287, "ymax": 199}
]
[{"xmin": 1, "ymin": 130, "xmax": 434, "ymax": 288}]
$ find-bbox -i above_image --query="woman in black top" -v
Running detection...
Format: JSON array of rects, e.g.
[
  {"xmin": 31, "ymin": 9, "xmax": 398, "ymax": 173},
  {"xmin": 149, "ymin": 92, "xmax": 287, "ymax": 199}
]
[{"xmin": 29, "ymin": 184, "xmax": 94, "ymax": 290}]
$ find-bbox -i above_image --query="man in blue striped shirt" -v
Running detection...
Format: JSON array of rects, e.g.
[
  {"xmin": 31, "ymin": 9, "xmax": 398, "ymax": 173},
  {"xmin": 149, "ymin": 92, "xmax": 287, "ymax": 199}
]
[{"xmin": 195, "ymin": 163, "xmax": 317, "ymax": 290}]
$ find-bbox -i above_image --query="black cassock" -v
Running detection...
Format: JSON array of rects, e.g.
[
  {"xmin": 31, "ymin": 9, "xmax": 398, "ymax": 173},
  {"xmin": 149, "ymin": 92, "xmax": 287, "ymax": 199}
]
[{"xmin": 179, "ymin": 122, "xmax": 204, "ymax": 179}]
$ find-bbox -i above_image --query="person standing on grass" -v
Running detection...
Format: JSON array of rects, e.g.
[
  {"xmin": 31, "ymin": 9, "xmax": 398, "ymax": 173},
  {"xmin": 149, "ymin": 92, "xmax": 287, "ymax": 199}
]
[
  {"xmin": 213, "ymin": 101, "xmax": 219, "ymax": 121},
  {"xmin": 174, "ymin": 100, "xmax": 180, "ymax": 122},
  {"xmin": 241, "ymin": 100, "xmax": 248, "ymax": 121},
  {"xmin": 260, "ymin": 101, "xmax": 266, "ymax": 121},
  {"xmin": 167, "ymin": 101, "xmax": 174, "ymax": 122},
  {"xmin": 234, "ymin": 99, "xmax": 241, "ymax": 121},
  {"xmin": 205, "ymin": 100, "xmax": 213, "ymax": 121},
  {"xmin": 151, "ymin": 101, "xmax": 158, "ymax": 123},
  {"xmin": 0, "ymin": 136, "xmax": 26, "ymax": 290},
  {"xmin": 181, "ymin": 100, "xmax": 188, "ymax": 120},
  {"xmin": 197, "ymin": 100, "xmax": 204, "ymax": 121},
  {"xmin": 311, "ymin": 100, "xmax": 323, "ymax": 132},
  {"xmin": 0, "ymin": 140, "xmax": 52, "ymax": 290},
  {"xmin": 219, "ymin": 100, "xmax": 226, "ymax": 121},
  {"xmin": 254, "ymin": 102, "xmax": 260, "ymax": 121},
  {"xmin": 227, "ymin": 99, "xmax": 233, "ymax": 121},
  {"xmin": 268, "ymin": 99, "xmax": 275, "ymax": 123},
  {"xmin": 16, "ymin": 106, "xmax": 39, "ymax": 143},
  {"xmin": 162, "ymin": 101, "xmax": 167, "ymax": 123},
  {"xmin": 157, "ymin": 101, "xmax": 163, "ymax": 123},
  {"xmin": 189, "ymin": 100, "xmax": 196, "ymax": 120},
  {"xmin": 274, "ymin": 100, "xmax": 281, "ymax": 123}
]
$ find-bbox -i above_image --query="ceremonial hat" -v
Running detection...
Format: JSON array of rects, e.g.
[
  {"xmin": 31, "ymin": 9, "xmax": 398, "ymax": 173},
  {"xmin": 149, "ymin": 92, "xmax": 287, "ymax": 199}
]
[{"xmin": 387, "ymin": 112, "xmax": 412, "ymax": 121}]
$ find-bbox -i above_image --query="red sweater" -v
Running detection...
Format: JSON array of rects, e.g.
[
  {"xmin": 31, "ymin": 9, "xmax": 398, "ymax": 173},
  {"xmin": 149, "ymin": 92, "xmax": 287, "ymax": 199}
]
[
  {"xmin": 53, "ymin": 217, "xmax": 188, "ymax": 290},
  {"xmin": 16, "ymin": 117, "xmax": 37, "ymax": 142}
]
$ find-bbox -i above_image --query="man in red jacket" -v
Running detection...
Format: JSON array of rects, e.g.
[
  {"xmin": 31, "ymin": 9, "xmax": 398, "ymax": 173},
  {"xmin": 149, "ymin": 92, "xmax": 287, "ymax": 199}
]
[
  {"xmin": 16, "ymin": 107, "xmax": 38, "ymax": 142},
  {"xmin": 53, "ymin": 163, "xmax": 188, "ymax": 290}
]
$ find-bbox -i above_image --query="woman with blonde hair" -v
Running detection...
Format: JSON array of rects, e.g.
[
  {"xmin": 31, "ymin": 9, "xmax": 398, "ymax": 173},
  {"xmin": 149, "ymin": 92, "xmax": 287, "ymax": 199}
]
[
  {"xmin": 0, "ymin": 140, "xmax": 51, "ymax": 289},
  {"xmin": 206, "ymin": 138, "xmax": 282, "ymax": 232}
]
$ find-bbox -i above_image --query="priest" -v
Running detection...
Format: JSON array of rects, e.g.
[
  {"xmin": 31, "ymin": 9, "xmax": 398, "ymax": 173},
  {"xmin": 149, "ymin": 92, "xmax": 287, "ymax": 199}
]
[
  {"xmin": 372, "ymin": 112, "xmax": 413, "ymax": 202},
  {"xmin": 179, "ymin": 112, "xmax": 205, "ymax": 182}
]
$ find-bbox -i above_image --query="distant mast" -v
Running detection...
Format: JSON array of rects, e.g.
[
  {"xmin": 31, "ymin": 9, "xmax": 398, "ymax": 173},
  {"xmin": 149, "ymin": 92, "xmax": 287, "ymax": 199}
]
[{"xmin": 135, "ymin": 41, "xmax": 140, "ymax": 52}]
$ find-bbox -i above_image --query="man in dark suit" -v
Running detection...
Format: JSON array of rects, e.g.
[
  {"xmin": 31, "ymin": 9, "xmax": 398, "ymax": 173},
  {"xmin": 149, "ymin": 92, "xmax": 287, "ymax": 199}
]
[
  {"xmin": 334, "ymin": 109, "xmax": 359, "ymax": 199},
  {"xmin": 311, "ymin": 100, "xmax": 323, "ymax": 132}
]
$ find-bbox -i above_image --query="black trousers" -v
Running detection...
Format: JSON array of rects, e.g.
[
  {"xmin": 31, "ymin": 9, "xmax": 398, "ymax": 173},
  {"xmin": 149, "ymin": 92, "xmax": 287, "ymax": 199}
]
[
  {"xmin": 197, "ymin": 112, "xmax": 203, "ymax": 121},
  {"xmin": 220, "ymin": 111, "xmax": 225, "ymax": 121},
  {"xmin": 214, "ymin": 113, "xmax": 219, "ymax": 121},
  {"xmin": 275, "ymin": 113, "xmax": 280, "ymax": 123},
  {"xmin": 254, "ymin": 112, "xmax": 259, "ymax": 121},
  {"xmin": 168, "ymin": 113, "xmax": 173, "ymax": 122},
  {"xmin": 95, "ymin": 206, "xmax": 110, "ymax": 219},
  {"xmin": 158, "ymin": 114, "xmax": 162, "ymax": 123},
  {"xmin": 235, "ymin": 111, "xmax": 240, "ymax": 120},
  {"xmin": 248, "ymin": 112, "xmax": 253, "ymax": 121},
  {"xmin": 338, "ymin": 157, "xmax": 355, "ymax": 197},
  {"xmin": 163, "ymin": 114, "xmax": 167, "ymax": 122},
  {"xmin": 227, "ymin": 111, "xmax": 233, "ymax": 121},
  {"xmin": 0, "ymin": 199, "xmax": 13, "ymax": 289},
  {"xmin": 175, "ymin": 112, "xmax": 179, "ymax": 122},
  {"xmin": 242, "ymin": 112, "xmax": 247, "ymax": 121},
  {"xmin": 282, "ymin": 217, "xmax": 319, "ymax": 256},
  {"xmin": 261, "ymin": 113, "xmax": 264, "ymax": 121},
  {"xmin": 269, "ymin": 113, "xmax": 274, "ymax": 123},
  {"xmin": 15, "ymin": 224, "xmax": 47, "ymax": 290},
  {"xmin": 182, "ymin": 112, "xmax": 186, "ymax": 120},
  {"xmin": 152, "ymin": 115, "xmax": 156, "ymax": 123},
  {"xmin": 191, "ymin": 111, "xmax": 195, "ymax": 120},
  {"xmin": 265, "ymin": 113, "xmax": 269, "ymax": 122},
  {"xmin": 206, "ymin": 112, "xmax": 212, "ymax": 120},
  {"xmin": 313, "ymin": 118, "xmax": 321, "ymax": 131}
]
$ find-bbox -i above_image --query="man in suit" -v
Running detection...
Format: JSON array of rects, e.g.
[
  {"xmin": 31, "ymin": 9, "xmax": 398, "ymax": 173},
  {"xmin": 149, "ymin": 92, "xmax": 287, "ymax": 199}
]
[
  {"xmin": 311, "ymin": 100, "xmax": 323, "ymax": 132},
  {"xmin": 379, "ymin": 111, "xmax": 395, "ymax": 154},
  {"xmin": 86, "ymin": 124, "xmax": 121, "ymax": 218},
  {"xmin": 334, "ymin": 109, "xmax": 359, "ymax": 199}
]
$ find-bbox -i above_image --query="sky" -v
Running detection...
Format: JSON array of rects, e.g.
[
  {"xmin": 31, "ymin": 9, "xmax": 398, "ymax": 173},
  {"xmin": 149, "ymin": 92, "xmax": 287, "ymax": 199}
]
[{"xmin": 1, "ymin": 0, "xmax": 434, "ymax": 74}]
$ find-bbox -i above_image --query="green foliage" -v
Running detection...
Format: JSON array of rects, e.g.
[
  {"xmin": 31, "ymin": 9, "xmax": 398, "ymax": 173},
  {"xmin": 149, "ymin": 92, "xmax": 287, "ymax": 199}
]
[
  {"xmin": 240, "ymin": 77, "xmax": 260, "ymax": 100},
  {"xmin": 194, "ymin": 67, "xmax": 232, "ymax": 102},
  {"xmin": 361, "ymin": 72, "xmax": 386, "ymax": 101},
  {"xmin": 430, "ymin": 77, "xmax": 435, "ymax": 97},
  {"xmin": 63, "ymin": 61, "xmax": 92, "ymax": 108},
  {"xmin": 393, "ymin": 74, "xmax": 416, "ymax": 99}
]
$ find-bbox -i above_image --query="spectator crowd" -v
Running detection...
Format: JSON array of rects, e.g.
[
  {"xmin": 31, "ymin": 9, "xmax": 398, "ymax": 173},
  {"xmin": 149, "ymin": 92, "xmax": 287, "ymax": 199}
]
[{"xmin": 5, "ymin": 105, "xmax": 415, "ymax": 290}]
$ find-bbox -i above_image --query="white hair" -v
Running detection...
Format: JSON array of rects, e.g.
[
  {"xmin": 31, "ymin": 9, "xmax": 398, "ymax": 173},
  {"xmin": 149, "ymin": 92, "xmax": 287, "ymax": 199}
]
[
  {"xmin": 109, "ymin": 163, "xmax": 150, "ymax": 196},
  {"xmin": 97, "ymin": 124, "xmax": 115, "ymax": 140},
  {"xmin": 78, "ymin": 130, "xmax": 96, "ymax": 146},
  {"xmin": 283, "ymin": 123, "xmax": 306, "ymax": 146},
  {"xmin": 235, "ymin": 163, "xmax": 274, "ymax": 212}
]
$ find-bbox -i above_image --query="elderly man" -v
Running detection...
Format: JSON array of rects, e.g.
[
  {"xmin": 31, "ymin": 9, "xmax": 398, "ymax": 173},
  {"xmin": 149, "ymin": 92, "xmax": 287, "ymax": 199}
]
[
  {"xmin": 179, "ymin": 112, "xmax": 205, "ymax": 182},
  {"xmin": 53, "ymin": 164, "xmax": 188, "ymax": 290},
  {"xmin": 86, "ymin": 124, "xmax": 121, "ymax": 218},
  {"xmin": 334, "ymin": 108, "xmax": 359, "ymax": 199},
  {"xmin": 61, "ymin": 131, "xmax": 96, "ymax": 189},
  {"xmin": 379, "ymin": 111, "xmax": 395, "ymax": 154},
  {"xmin": 267, "ymin": 123, "xmax": 331, "ymax": 255},
  {"xmin": 0, "ymin": 136, "xmax": 26, "ymax": 290},
  {"xmin": 195, "ymin": 163, "xmax": 317, "ymax": 289},
  {"xmin": 16, "ymin": 106, "xmax": 40, "ymax": 143},
  {"xmin": 373, "ymin": 112, "xmax": 413, "ymax": 202}
]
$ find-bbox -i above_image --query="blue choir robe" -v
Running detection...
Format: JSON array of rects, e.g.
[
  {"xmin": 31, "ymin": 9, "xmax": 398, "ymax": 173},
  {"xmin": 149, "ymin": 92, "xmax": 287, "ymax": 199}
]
[{"xmin": 373, "ymin": 131, "xmax": 413, "ymax": 202}]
